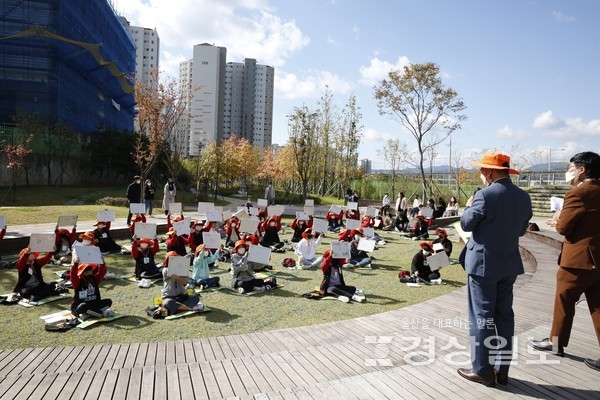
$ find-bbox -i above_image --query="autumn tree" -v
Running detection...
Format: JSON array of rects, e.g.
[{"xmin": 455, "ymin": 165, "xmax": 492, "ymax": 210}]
[
  {"xmin": 1, "ymin": 127, "xmax": 33, "ymax": 202},
  {"xmin": 288, "ymin": 105, "xmax": 320, "ymax": 200},
  {"xmin": 333, "ymin": 94, "xmax": 363, "ymax": 197},
  {"xmin": 374, "ymin": 62, "xmax": 467, "ymax": 200},
  {"xmin": 316, "ymin": 86, "xmax": 338, "ymax": 196},
  {"xmin": 133, "ymin": 69, "xmax": 187, "ymax": 186},
  {"xmin": 377, "ymin": 138, "xmax": 408, "ymax": 197}
]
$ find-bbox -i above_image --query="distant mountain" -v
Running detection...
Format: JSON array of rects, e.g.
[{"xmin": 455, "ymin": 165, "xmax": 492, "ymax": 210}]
[
  {"xmin": 524, "ymin": 162, "xmax": 569, "ymax": 172},
  {"xmin": 372, "ymin": 162, "xmax": 568, "ymax": 174}
]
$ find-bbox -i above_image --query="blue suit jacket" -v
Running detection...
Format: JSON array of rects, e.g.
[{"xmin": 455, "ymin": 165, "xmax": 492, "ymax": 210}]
[{"xmin": 460, "ymin": 178, "xmax": 532, "ymax": 278}]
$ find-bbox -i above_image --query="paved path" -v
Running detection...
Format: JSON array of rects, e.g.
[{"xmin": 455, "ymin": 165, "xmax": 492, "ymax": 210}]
[{"xmin": 0, "ymin": 224, "xmax": 599, "ymax": 398}]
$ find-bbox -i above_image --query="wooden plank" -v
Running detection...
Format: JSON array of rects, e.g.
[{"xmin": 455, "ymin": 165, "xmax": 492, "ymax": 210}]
[
  {"xmin": 215, "ymin": 336, "xmax": 235, "ymax": 359},
  {"xmin": 54, "ymin": 346, "xmax": 86, "ymax": 374},
  {"xmin": 164, "ymin": 341, "xmax": 176, "ymax": 366},
  {"xmin": 0, "ymin": 349, "xmax": 34, "ymax": 377},
  {"xmin": 199, "ymin": 361, "xmax": 222, "ymax": 399},
  {"xmin": 188, "ymin": 363, "xmax": 210, "ymax": 400},
  {"xmin": 111, "ymin": 367, "xmax": 131, "ymax": 400},
  {"xmin": 112, "ymin": 344, "xmax": 131, "ymax": 370},
  {"xmin": 83, "ymin": 369, "xmax": 108, "ymax": 400},
  {"xmin": 201, "ymin": 338, "xmax": 216, "ymax": 361},
  {"xmin": 41, "ymin": 347, "xmax": 76, "ymax": 375},
  {"xmin": 1, "ymin": 373, "xmax": 35, "ymax": 400},
  {"xmin": 221, "ymin": 359, "xmax": 248, "ymax": 397},
  {"xmin": 245, "ymin": 355, "xmax": 282, "ymax": 393},
  {"xmin": 155, "ymin": 341, "xmax": 167, "ymax": 366},
  {"xmin": 124, "ymin": 343, "xmax": 140, "ymax": 369},
  {"xmin": 126, "ymin": 367, "xmax": 143, "ymax": 400},
  {"xmin": 210, "ymin": 360, "xmax": 236, "ymax": 398},
  {"xmin": 182, "ymin": 340, "xmax": 195, "ymax": 364},
  {"xmin": 153, "ymin": 364, "xmax": 167, "ymax": 400},
  {"xmin": 64, "ymin": 345, "xmax": 94, "ymax": 374},
  {"xmin": 6, "ymin": 347, "xmax": 45, "ymax": 376},
  {"xmin": 192, "ymin": 339, "xmax": 206, "ymax": 363},
  {"xmin": 70, "ymin": 370, "xmax": 96, "ymax": 400},
  {"xmin": 38, "ymin": 372, "xmax": 70, "ymax": 400},
  {"xmin": 166, "ymin": 363, "xmax": 181, "ymax": 400},
  {"xmin": 25, "ymin": 373, "xmax": 57, "ymax": 400},
  {"xmin": 97, "ymin": 369, "xmax": 119, "ymax": 400},
  {"xmin": 139, "ymin": 365, "xmax": 155, "ymax": 400},
  {"xmin": 208, "ymin": 337, "xmax": 225, "ymax": 360},
  {"xmin": 177, "ymin": 364, "xmax": 195, "ymax": 400},
  {"xmin": 276, "ymin": 351, "xmax": 319, "ymax": 386},
  {"xmin": 258, "ymin": 354, "xmax": 296, "ymax": 389},
  {"xmin": 100, "ymin": 344, "xmax": 121, "ymax": 370},
  {"xmin": 230, "ymin": 357, "xmax": 261, "ymax": 395},
  {"xmin": 84, "ymin": 344, "xmax": 111, "ymax": 373},
  {"xmin": 133, "ymin": 342, "xmax": 148, "ymax": 368},
  {"xmin": 144, "ymin": 342, "xmax": 158, "ymax": 366},
  {"xmin": 174, "ymin": 340, "xmax": 185, "ymax": 365}
]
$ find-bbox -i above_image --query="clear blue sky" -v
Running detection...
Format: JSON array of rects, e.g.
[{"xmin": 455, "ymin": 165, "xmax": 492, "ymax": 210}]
[{"xmin": 117, "ymin": 0, "xmax": 600, "ymax": 170}]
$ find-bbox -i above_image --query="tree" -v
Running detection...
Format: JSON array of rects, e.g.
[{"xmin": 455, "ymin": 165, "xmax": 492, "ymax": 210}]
[
  {"xmin": 1, "ymin": 128, "xmax": 32, "ymax": 202},
  {"xmin": 316, "ymin": 86, "xmax": 338, "ymax": 196},
  {"xmin": 377, "ymin": 138, "xmax": 408, "ymax": 197},
  {"xmin": 374, "ymin": 62, "xmax": 467, "ymax": 200},
  {"xmin": 333, "ymin": 94, "xmax": 363, "ymax": 197},
  {"xmin": 288, "ymin": 106, "xmax": 320, "ymax": 200},
  {"xmin": 133, "ymin": 69, "xmax": 187, "ymax": 183}
]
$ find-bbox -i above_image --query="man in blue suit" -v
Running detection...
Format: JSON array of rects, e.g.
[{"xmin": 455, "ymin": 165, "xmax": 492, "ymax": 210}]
[{"xmin": 457, "ymin": 152, "xmax": 532, "ymax": 387}]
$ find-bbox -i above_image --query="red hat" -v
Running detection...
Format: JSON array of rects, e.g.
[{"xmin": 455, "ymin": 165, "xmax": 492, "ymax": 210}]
[
  {"xmin": 79, "ymin": 232, "xmax": 96, "ymax": 244},
  {"xmin": 233, "ymin": 240, "xmax": 249, "ymax": 253},
  {"xmin": 20, "ymin": 248, "xmax": 39, "ymax": 259},
  {"xmin": 322, "ymin": 249, "xmax": 332, "ymax": 259},
  {"xmin": 172, "ymin": 215, "xmax": 184, "ymax": 223},
  {"xmin": 194, "ymin": 244, "xmax": 206, "ymax": 257},
  {"xmin": 471, "ymin": 151, "xmax": 520, "ymax": 175},
  {"xmin": 420, "ymin": 242, "xmax": 434, "ymax": 251},
  {"xmin": 352, "ymin": 228, "xmax": 364, "ymax": 236},
  {"xmin": 77, "ymin": 263, "xmax": 94, "ymax": 277},
  {"xmin": 57, "ymin": 228, "xmax": 70, "ymax": 237},
  {"xmin": 138, "ymin": 238, "xmax": 154, "ymax": 247},
  {"xmin": 301, "ymin": 228, "xmax": 314, "ymax": 239},
  {"xmin": 165, "ymin": 227, "xmax": 176, "ymax": 236},
  {"xmin": 163, "ymin": 251, "xmax": 179, "ymax": 266},
  {"xmin": 191, "ymin": 220, "xmax": 203, "ymax": 229},
  {"xmin": 435, "ymin": 227, "xmax": 448, "ymax": 237}
]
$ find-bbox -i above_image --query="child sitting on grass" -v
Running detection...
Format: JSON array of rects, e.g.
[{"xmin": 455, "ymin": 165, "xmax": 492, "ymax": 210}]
[
  {"xmin": 320, "ymin": 249, "xmax": 364, "ymax": 303},
  {"xmin": 189, "ymin": 244, "xmax": 221, "ymax": 289},
  {"xmin": 70, "ymin": 262, "xmax": 114, "ymax": 319},
  {"xmin": 13, "ymin": 246, "xmax": 68, "ymax": 302},
  {"xmin": 230, "ymin": 241, "xmax": 277, "ymax": 294},
  {"xmin": 161, "ymin": 252, "xmax": 204, "ymax": 315},
  {"xmin": 131, "ymin": 236, "xmax": 162, "ymax": 280}
]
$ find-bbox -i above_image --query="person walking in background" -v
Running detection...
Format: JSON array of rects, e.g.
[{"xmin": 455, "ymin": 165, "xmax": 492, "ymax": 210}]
[
  {"xmin": 144, "ymin": 179, "xmax": 156, "ymax": 216},
  {"xmin": 163, "ymin": 178, "xmax": 176, "ymax": 216},
  {"xmin": 457, "ymin": 151, "xmax": 532, "ymax": 387},
  {"xmin": 126, "ymin": 175, "xmax": 142, "ymax": 226},
  {"xmin": 265, "ymin": 184, "xmax": 276, "ymax": 205},
  {"xmin": 528, "ymin": 151, "xmax": 600, "ymax": 371}
]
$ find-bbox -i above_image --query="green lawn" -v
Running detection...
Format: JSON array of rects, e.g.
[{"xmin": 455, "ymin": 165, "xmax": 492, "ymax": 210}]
[{"xmin": 0, "ymin": 226, "xmax": 466, "ymax": 349}]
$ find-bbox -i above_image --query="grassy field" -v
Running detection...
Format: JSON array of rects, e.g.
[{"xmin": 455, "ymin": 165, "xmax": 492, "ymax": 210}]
[{"xmin": 0, "ymin": 224, "xmax": 466, "ymax": 349}]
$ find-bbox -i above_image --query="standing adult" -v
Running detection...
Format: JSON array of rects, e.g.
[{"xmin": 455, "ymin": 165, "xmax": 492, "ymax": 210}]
[
  {"xmin": 457, "ymin": 151, "xmax": 532, "ymax": 387},
  {"xmin": 528, "ymin": 152, "xmax": 600, "ymax": 371},
  {"xmin": 265, "ymin": 184, "xmax": 276, "ymax": 205},
  {"xmin": 163, "ymin": 178, "xmax": 176, "ymax": 216},
  {"xmin": 126, "ymin": 175, "xmax": 142, "ymax": 226},
  {"xmin": 381, "ymin": 192, "xmax": 391, "ymax": 214},
  {"xmin": 144, "ymin": 179, "xmax": 156, "ymax": 217},
  {"xmin": 395, "ymin": 192, "xmax": 409, "ymax": 231}
]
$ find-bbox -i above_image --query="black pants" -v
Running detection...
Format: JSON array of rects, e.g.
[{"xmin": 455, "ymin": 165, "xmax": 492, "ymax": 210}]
[
  {"xmin": 21, "ymin": 282, "xmax": 59, "ymax": 302},
  {"xmin": 74, "ymin": 299, "xmax": 112, "ymax": 316},
  {"xmin": 326, "ymin": 285, "xmax": 356, "ymax": 298},
  {"xmin": 235, "ymin": 277, "xmax": 277, "ymax": 292}
]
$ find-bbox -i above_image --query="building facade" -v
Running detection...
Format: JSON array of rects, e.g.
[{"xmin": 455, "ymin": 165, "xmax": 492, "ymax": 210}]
[
  {"xmin": 122, "ymin": 18, "xmax": 159, "ymax": 87},
  {"xmin": 224, "ymin": 59, "xmax": 274, "ymax": 149},
  {"xmin": 0, "ymin": 0, "xmax": 135, "ymax": 134},
  {"xmin": 178, "ymin": 46, "xmax": 274, "ymax": 157}
]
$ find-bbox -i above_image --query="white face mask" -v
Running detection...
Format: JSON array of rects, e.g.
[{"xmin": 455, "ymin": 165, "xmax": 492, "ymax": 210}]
[
  {"xmin": 238, "ymin": 248, "xmax": 246, "ymax": 255},
  {"xmin": 480, "ymin": 173, "xmax": 490, "ymax": 187},
  {"xmin": 140, "ymin": 243, "xmax": 149, "ymax": 249},
  {"xmin": 195, "ymin": 226, "xmax": 202, "ymax": 232},
  {"xmin": 135, "ymin": 180, "xmax": 141, "ymax": 184},
  {"xmin": 269, "ymin": 222, "xmax": 275, "ymax": 227},
  {"xmin": 82, "ymin": 239, "xmax": 92, "ymax": 246},
  {"xmin": 97, "ymin": 224, "xmax": 104, "ymax": 229},
  {"xmin": 231, "ymin": 223, "xmax": 236, "ymax": 228},
  {"xmin": 422, "ymin": 250, "xmax": 431, "ymax": 256},
  {"xmin": 204, "ymin": 251, "xmax": 210, "ymax": 257},
  {"xmin": 565, "ymin": 167, "xmax": 580, "ymax": 185}
]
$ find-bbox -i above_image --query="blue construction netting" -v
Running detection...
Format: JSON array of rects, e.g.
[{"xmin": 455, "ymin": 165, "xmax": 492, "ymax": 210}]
[{"xmin": 0, "ymin": 0, "xmax": 136, "ymax": 133}]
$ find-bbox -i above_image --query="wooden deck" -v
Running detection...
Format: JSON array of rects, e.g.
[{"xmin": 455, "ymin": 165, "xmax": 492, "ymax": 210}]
[{"xmin": 1, "ymin": 231, "xmax": 599, "ymax": 399}]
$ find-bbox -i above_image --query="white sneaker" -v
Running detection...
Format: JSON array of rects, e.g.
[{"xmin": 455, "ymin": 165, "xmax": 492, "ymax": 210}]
[
  {"xmin": 102, "ymin": 309, "xmax": 115, "ymax": 317},
  {"xmin": 352, "ymin": 295, "xmax": 364, "ymax": 303},
  {"xmin": 337, "ymin": 296, "xmax": 350, "ymax": 303},
  {"xmin": 237, "ymin": 287, "xmax": 245, "ymax": 294},
  {"xmin": 86, "ymin": 309, "xmax": 104, "ymax": 318},
  {"xmin": 192, "ymin": 303, "xmax": 204, "ymax": 312},
  {"xmin": 355, "ymin": 288, "xmax": 363, "ymax": 295},
  {"xmin": 138, "ymin": 279, "xmax": 152, "ymax": 288},
  {"xmin": 104, "ymin": 272, "xmax": 116, "ymax": 280}
]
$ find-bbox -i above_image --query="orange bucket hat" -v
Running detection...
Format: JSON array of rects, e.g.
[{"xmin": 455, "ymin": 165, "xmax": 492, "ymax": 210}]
[
  {"xmin": 79, "ymin": 231, "xmax": 96, "ymax": 243},
  {"xmin": 435, "ymin": 227, "xmax": 448, "ymax": 237},
  {"xmin": 471, "ymin": 151, "xmax": 520, "ymax": 175}
]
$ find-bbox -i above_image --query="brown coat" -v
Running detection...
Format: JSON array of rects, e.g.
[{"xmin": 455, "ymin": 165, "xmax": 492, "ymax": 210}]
[{"xmin": 556, "ymin": 179, "xmax": 600, "ymax": 270}]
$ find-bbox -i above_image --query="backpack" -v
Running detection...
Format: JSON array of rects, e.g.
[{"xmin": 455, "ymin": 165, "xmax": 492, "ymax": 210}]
[
  {"xmin": 282, "ymin": 258, "xmax": 296, "ymax": 268},
  {"xmin": 398, "ymin": 270, "xmax": 415, "ymax": 283},
  {"xmin": 146, "ymin": 306, "xmax": 166, "ymax": 319}
]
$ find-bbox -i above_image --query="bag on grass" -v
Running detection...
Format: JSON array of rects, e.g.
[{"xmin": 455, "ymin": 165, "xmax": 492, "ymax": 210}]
[{"xmin": 45, "ymin": 318, "xmax": 79, "ymax": 332}]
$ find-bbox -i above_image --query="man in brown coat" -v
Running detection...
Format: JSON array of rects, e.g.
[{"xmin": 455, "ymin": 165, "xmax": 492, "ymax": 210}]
[{"xmin": 529, "ymin": 151, "xmax": 600, "ymax": 371}]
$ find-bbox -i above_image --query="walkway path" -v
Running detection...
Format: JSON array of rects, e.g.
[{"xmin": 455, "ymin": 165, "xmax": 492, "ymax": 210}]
[{"xmin": 0, "ymin": 224, "xmax": 598, "ymax": 398}]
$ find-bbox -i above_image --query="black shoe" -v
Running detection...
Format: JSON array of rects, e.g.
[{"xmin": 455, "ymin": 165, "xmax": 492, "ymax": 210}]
[
  {"xmin": 528, "ymin": 338, "xmax": 564, "ymax": 357},
  {"xmin": 584, "ymin": 358, "xmax": 600, "ymax": 372},
  {"xmin": 457, "ymin": 368, "xmax": 495, "ymax": 387},
  {"xmin": 494, "ymin": 370, "xmax": 508, "ymax": 385}
]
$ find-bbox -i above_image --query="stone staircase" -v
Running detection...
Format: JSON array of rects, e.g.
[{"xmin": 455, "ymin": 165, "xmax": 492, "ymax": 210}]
[{"xmin": 524, "ymin": 184, "xmax": 571, "ymax": 217}]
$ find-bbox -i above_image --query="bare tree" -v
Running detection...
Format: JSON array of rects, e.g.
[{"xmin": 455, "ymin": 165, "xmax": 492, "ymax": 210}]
[
  {"xmin": 374, "ymin": 62, "xmax": 467, "ymax": 200},
  {"xmin": 377, "ymin": 138, "xmax": 408, "ymax": 197}
]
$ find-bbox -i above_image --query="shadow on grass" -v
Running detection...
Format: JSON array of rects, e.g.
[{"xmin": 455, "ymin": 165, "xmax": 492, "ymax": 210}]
[
  {"xmin": 438, "ymin": 279, "xmax": 465, "ymax": 288},
  {"xmin": 271, "ymin": 271, "xmax": 313, "ymax": 282},
  {"xmin": 79, "ymin": 315, "xmax": 153, "ymax": 330},
  {"xmin": 363, "ymin": 293, "xmax": 405, "ymax": 306},
  {"xmin": 203, "ymin": 307, "xmax": 241, "ymax": 323}
]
